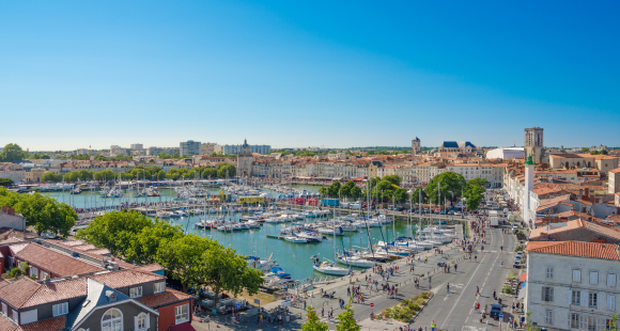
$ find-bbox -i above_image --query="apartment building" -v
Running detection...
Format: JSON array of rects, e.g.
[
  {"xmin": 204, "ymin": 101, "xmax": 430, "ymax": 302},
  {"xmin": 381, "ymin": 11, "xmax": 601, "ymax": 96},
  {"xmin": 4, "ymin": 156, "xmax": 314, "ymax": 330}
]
[{"xmin": 526, "ymin": 241, "xmax": 620, "ymax": 330}]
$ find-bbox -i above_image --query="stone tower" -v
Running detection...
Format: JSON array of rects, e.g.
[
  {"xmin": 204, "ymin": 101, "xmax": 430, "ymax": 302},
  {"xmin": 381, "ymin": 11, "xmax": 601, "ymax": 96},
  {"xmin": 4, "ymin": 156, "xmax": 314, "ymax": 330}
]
[
  {"xmin": 237, "ymin": 139, "xmax": 254, "ymax": 177},
  {"xmin": 524, "ymin": 127, "xmax": 544, "ymax": 164},
  {"xmin": 411, "ymin": 137, "xmax": 421, "ymax": 156}
]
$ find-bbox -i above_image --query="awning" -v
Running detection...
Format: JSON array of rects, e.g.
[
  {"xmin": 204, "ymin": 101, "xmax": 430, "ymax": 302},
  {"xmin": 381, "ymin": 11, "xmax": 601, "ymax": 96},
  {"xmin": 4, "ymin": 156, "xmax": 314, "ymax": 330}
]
[
  {"xmin": 519, "ymin": 273, "xmax": 527, "ymax": 282},
  {"xmin": 170, "ymin": 323, "xmax": 196, "ymax": 331},
  {"xmin": 517, "ymin": 284, "xmax": 527, "ymax": 301}
]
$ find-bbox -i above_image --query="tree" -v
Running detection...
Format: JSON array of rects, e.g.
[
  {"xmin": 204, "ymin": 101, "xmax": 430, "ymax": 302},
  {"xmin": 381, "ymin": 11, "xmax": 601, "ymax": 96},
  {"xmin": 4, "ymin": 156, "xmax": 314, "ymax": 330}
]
[
  {"xmin": 196, "ymin": 242, "xmax": 264, "ymax": 310},
  {"xmin": 94, "ymin": 170, "xmax": 115, "ymax": 181},
  {"xmin": 365, "ymin": 150, "xmax": 375, "ymax": 155},
  {"xmin": 382, "ymin": 175, "xmax": 402, "ymax": 186},
  {"xmin": 202, "ymin": 168, "xmax": 217, "ymax": 179},
  {"xmin": 0, "ymin": 178, "xmax": 14, "ymax": 187},
  {"xmin": 335, "ymin": 303, "xmax": 360, "ymax": 331},
  {"xmin": 0, "ymin": 143, "xmax": 28, "ymax": 162},
  {"xmin": 524, "ymin": 312, "xmax": 541, "ymax": 331},
  {"xmin": 76, "ymin": 211, "xmax": 153, "ymax": 258},
  {"xmin": 327, "ymin": 182, "xmax": 341, "ymax": 198},
  {"xmin": 16, "ymin": 193, "xmax": 77, "ymax": 237},
  {"xmin": 217, "ymin": 163, "xmax": 236, "ymax": 178},
  {"xmin": 301, "ymin": 307, "xmax": 329, "ymax": 331},
  {"xmin": 582, "ymin": 147, "xmax": 590, "ymax": 153},
  {"xmin": 463, "ymin": 178, "xmax": 487, "ymax": 211},
  {"xmin": 424, "ymin": 172, "xmax": 466, "ymax": 204},
  {"xmin": 126, "ymin": 219, "xmax": 184, "ymax": 265},
  {"xmin": 605, "ymin": 315, "xmax": 618, "ymax": 331},
  {"xmin": 156, "ymin": 235, "xmax": 213, "ymax": 292},
  {"xmin": 340, "ymin": 181, "xmax": 356, "ymax": 198},
  {"xmin": 412, "ymin": 186, "xmax": 427, "ymax": 204},
  {"xmin": 350, "ymin": 186, "xmax": 362, "ymax": 200}
]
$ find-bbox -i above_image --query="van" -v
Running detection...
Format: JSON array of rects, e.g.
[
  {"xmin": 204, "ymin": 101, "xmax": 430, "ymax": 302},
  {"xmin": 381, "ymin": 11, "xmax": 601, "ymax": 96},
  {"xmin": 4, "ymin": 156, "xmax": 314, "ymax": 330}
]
[
  {"xmin": 350, "ymin": 203, "xmax": 361, "ymax": 210},
  {"xmin": 341, "ymin": 202, "xmax": 350, "ymax": 209}
]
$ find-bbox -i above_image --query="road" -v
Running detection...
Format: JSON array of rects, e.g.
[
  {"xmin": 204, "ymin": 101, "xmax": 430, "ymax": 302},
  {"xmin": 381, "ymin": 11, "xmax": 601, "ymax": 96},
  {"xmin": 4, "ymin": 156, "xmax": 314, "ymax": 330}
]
[{"xmin": 411, "ymin": 189, "xmax": 520, "ymax": 331}]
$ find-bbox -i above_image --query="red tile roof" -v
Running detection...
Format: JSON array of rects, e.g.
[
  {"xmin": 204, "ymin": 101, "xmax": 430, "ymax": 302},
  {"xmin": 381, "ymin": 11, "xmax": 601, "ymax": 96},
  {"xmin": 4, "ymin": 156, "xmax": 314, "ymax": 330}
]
[
  {"xmin": 0, "ymin": 277, "xmax": 42, "ymax": 309},
  {"xmin": 22, "ymin": 277, "xmax": 87, "ymax": 308},
  {"xmin": 12, "ymin": 243, "xmax": 104, "ymax": 277},
  {"xmin": 527, "ymin": 241, "xmax": 620, "ymax": 260},
  {"xmin": 90, "ymin": 269, "xmax": 165, "ymax": 289},
  {"xmin": 136, "ymin": 289, "xmax": 194, "ymax": 308},
  {"xmin": 0, "ymin": 315, "xmax": 17, "ymax": 331},
  {"xmin": 17, "ymin": 316, "xmax": 66, "ymax": 331},
  {"xmin": 132, "ymin": 263, "xmax": 164, "ymax": 273}
]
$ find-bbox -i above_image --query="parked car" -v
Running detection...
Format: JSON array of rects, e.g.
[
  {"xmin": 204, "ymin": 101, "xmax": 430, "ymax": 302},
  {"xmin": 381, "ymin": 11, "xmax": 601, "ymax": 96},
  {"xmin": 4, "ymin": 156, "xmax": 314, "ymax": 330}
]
[
  {"xmin": 489, "ymin": 304, "xmax": 502, "ymax": 319},
  {"xmin": 454, "ymin": 211, "xmax": 462, "ymax": 216},
  {"xmin": 513, "ymin": 260, "xmax": 522, "ymax": 268}
]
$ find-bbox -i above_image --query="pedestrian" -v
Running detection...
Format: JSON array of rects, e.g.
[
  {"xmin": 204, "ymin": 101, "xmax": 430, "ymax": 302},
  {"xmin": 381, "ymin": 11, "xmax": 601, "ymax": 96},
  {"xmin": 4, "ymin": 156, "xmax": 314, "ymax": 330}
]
[
  {"xmin": 455, "ymin": 264, "xmax": 458, "ymax": 272},
  {"xmin": 446, "ymin": 283, "xmax": 450, "ymax": 293},
  {"xmin": 321, "ymin": 307, "xmax": 324, "ymax": 317}
]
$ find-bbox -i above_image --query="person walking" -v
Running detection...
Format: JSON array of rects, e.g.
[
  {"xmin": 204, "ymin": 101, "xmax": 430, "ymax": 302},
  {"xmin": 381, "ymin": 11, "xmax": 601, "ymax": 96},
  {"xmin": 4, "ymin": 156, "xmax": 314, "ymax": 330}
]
[{"xmin": 447, "ymin": 283, "xmax": 450, "ymax": 293}]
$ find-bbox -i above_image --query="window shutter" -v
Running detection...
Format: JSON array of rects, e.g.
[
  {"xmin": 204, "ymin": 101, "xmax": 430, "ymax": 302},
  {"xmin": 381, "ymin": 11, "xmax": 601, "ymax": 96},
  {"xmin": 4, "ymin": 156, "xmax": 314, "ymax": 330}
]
[
  {"xmin": 598, "ymin": 317, "xmax": 606, "ymax": 329},
  {"xmin": 568, "ymin": 313, "xmax": 571, "ymax": 328},
  {"xmin": 581, "ymin": 291, "xmax": 588, "ymax": 307},
  {"xmin": 134, "ymin": 315, "xmax": 138, "ymax": 331},
  {"xmin": 568, "ymin": 290, "xmax": 572, "ymax": 304},
  {"xmin": 580, "ymin": 315, "xmax": 586, "ymax": 329},
  {"xmin": 146, "ymin": 313, "xmax": 150, "ymax": 329},
  {"xmin": 609, "ymin": 274, "xmax": 617, "ymax": 287}
]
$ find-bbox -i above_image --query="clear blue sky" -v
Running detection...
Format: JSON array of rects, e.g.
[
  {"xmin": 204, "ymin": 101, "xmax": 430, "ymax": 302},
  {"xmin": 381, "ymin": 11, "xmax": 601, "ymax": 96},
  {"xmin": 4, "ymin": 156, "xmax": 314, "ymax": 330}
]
[{"xmin": 1, "ymin": 1, "xmax": 618, "ymax": 151}]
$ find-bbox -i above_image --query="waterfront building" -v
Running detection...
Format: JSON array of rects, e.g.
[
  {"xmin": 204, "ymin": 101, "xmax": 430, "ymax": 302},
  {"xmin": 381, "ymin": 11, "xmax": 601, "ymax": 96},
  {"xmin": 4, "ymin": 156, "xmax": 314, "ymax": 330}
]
[
  {"xmin": 525, "ymin": 241, "xmax": 620, "ymax": 330},
  {"xmin": 130, "ymin": 143, "xmax": 144, "ymax": 150},
  {"xmin": 146, "ymin": 146, "xmax": 179, "ymax": 156},
  {"xmin": 214, "ymin": 143, "xmax": 270, "ymax": 155},
  {"xmin": 179, "ymin": 140, "xmax": 201, "ymax": 156},
  {"xmin": 524, "ymin": 127, "xmax": 544, "ymax": 164}
]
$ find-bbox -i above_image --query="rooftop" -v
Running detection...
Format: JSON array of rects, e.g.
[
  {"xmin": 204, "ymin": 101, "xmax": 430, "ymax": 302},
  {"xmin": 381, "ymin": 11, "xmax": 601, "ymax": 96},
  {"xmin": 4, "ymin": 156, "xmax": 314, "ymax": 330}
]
[
  {"xmin": 11, "ymin": 243, "xmax": 104, "ymax": 278},
  {"xmin": 526, "ymin": 241, "xmax": 620, "ymax": 260}
]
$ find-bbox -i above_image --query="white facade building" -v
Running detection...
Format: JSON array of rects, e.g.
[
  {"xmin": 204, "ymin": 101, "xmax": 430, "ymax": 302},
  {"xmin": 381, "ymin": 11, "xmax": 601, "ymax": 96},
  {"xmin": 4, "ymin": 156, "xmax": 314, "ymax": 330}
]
[
  {"xmin": 526, "ymin": 241, "xmax": 620, "ymax": 330},
  {"xmin": 486, "ymin": 147, "xmax": 525, "ymax": 160},
  {"xmin": 214, "ymin": 144, "xmax": 271, "ymax": 155}
]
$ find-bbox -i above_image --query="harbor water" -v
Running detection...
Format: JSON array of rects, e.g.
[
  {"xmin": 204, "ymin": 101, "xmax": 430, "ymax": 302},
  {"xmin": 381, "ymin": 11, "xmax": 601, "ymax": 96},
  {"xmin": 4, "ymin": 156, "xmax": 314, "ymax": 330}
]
[{"xmin": 44, "ymin": 185, "xmax": 426, "ymax": 281}]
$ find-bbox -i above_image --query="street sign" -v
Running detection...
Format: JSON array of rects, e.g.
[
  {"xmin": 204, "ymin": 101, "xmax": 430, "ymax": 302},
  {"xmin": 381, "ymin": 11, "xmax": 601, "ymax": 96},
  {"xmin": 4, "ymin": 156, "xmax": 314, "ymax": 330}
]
[
  {"xmin": 254, "ymin": 299, "xmax": 261, "ymax": 305},
  {"xmin": 499, "ymin": 313, "xmax": 504, "ymax": 319},
  {"xmin": 236, "ymin": 304, "xmax": 241, "ymax": 309},
  {"xmin": 370, "ymin": 303, "xmax": 374, "ymax": 308}
]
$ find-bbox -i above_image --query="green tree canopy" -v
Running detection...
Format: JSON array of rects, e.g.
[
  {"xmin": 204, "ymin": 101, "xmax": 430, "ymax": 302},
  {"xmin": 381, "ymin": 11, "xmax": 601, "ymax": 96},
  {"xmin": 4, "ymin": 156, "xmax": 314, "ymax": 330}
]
[
  {"xmin": 0, "ymin": 143, "xmax": 28, "ymax": 162},
  {"xmin": 217, "ymin": 163, "xmax": 236, "ymax": 178},
  {"xmin": 301, "ymin": 307, "xmax": 329, "ymax": 331},
  {"xmin": 202, "ymin": 168, "xmax": 217, "ymax": 179},
  {"xmin": 156, "ymin": 234, "xmax": 213, "ymax": 292},
  {"xmin": 196, "ymin": 242, "xmax": 264, "ymax": 308},
  {"xmin": 0, "ymin": 178, "xmax": 14, "ymax": 187},
  {"xmin": 15, "ymin": 193, "xmax": 77, "ymax": 237},
  {"xmin": 77, "ymin": 210, "xmax": 153, "ymax": 258},
  {"xmin": 335, "ymin": 303, "xmax": 360, "ymax": 331},
  {"xmin": 424, "ymin": 172, "xmax": 466, "ymax": 205}
]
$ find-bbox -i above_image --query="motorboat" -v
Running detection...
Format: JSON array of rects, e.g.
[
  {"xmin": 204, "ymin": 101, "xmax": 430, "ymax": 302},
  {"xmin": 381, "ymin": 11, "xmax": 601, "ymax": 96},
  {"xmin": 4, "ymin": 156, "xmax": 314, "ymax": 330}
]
[
  {"xmin": 336, "ymin": 253, "xmax": 373, "ymax": 268},
  {"xmin": 284, "ymin": 236, "xmax": 307, "ymax": 244},
  {"xmin": 312, "ymin": 261, "xmax": 349, "ymax": 276}
]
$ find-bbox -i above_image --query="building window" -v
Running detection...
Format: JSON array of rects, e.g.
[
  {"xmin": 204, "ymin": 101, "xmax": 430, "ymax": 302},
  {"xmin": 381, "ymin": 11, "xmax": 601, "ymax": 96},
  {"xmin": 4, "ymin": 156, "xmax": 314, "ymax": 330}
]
[
  {"xmin": 607, "ymin": 295, "xmax": 616, "ymax": 311},
  {"xmin": 175, "ymin": 304, "xmax": 189, "ymax": 324},
  {"xmin": 130, "ymin": 286, "xmax": 143, "ymax": 298},
  {"xmin": 541, "ymin": 286, "xmax": 554, "ymax": 302},
  {"xmin": 12, "ymin": 309, "xmax": 18, "ymax": 323},
  {"xmin": 135, "ymin": 312, "xmax": 149, "ymax": 331},
  {"xmin": 53, "ymin": 302, "xmax": 68, "ymax": 317},
  {"xmin": 1, "ymin": 302, "xmax": 6, "ymax": 315},
  {"xmin": 20, "ymin": 309, "xmax": 38, "ymax": 324},
  {"xmin": 590, "ymin": 271, "xmax": 599, "ymax": 284},
  {"xmin": 546, "ymin": 267, "xmax": 554, "ymax": 279},
  {"xmin": 40, "ymin": 271, "xmax": 49, "ymax": 280},
  {"xmin": 589, "ymin": 293, "xmax": 598, "ymax": 308},
  {"xmin": 573, "ymin": 269, "xmax": 582, "ymax": 282},
  {"xmin": 572, "ymin": 290, "xmax": 581, "ymax": 305},
  {"xmin": 154, "ymin": 282, "xmax": 165, "ymax": 294},
  {"xmin": 588, "ymin": 316, "xmax": 596, "ymax": 330},
  {"xmin": 571, "ymin": 313, "xmax": 579, "ymax": 328},
  {"xmin": 608, "ymin": 274, "xmax": 617, "ymax": 287},
  {"xmin": 101, "ymin": 308, "xmax": 122, "ymax": 331},
  {"xmin": 29, "ymin": 266, "xmax": 38, "ymax": 279},
  {"xmin": 544, "ymin": 309, "xmax": 553, "ymax": 325}
]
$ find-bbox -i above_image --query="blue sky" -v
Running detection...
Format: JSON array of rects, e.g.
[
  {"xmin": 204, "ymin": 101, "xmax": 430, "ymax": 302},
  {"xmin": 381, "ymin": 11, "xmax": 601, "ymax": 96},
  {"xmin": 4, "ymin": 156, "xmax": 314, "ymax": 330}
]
[{"xmin": 1, "ymin": 1, "xmax": 618, "ymax": 151}]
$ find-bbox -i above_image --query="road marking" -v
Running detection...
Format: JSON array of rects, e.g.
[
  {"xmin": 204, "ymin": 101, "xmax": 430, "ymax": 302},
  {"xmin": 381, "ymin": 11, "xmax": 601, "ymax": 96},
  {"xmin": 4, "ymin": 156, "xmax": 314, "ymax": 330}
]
[{"xmin": 440, "ymin": 249, "xmax": 489, "ymax": 328}]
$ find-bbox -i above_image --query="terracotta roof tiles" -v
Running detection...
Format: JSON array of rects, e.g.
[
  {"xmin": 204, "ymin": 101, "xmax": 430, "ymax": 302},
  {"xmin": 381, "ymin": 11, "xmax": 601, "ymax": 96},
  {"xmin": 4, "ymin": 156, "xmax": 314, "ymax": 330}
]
[
  {"xmin": 12, "ymin": 243, "xmax": 104, "ymax": 277},
  {"xmin": 526, "ymin": 241, "xmax": 620, "ymax": 260},
  {"xmin": 136, "ymin": 289, "xmax": 195, "ymax": 308},
  {"xmin": 17, "ymin": 316, "xmax": 66, "ymax": 331},
  {"xmin": 0, "ymin": 277, "xmax": 42, "ymax": 309}
]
